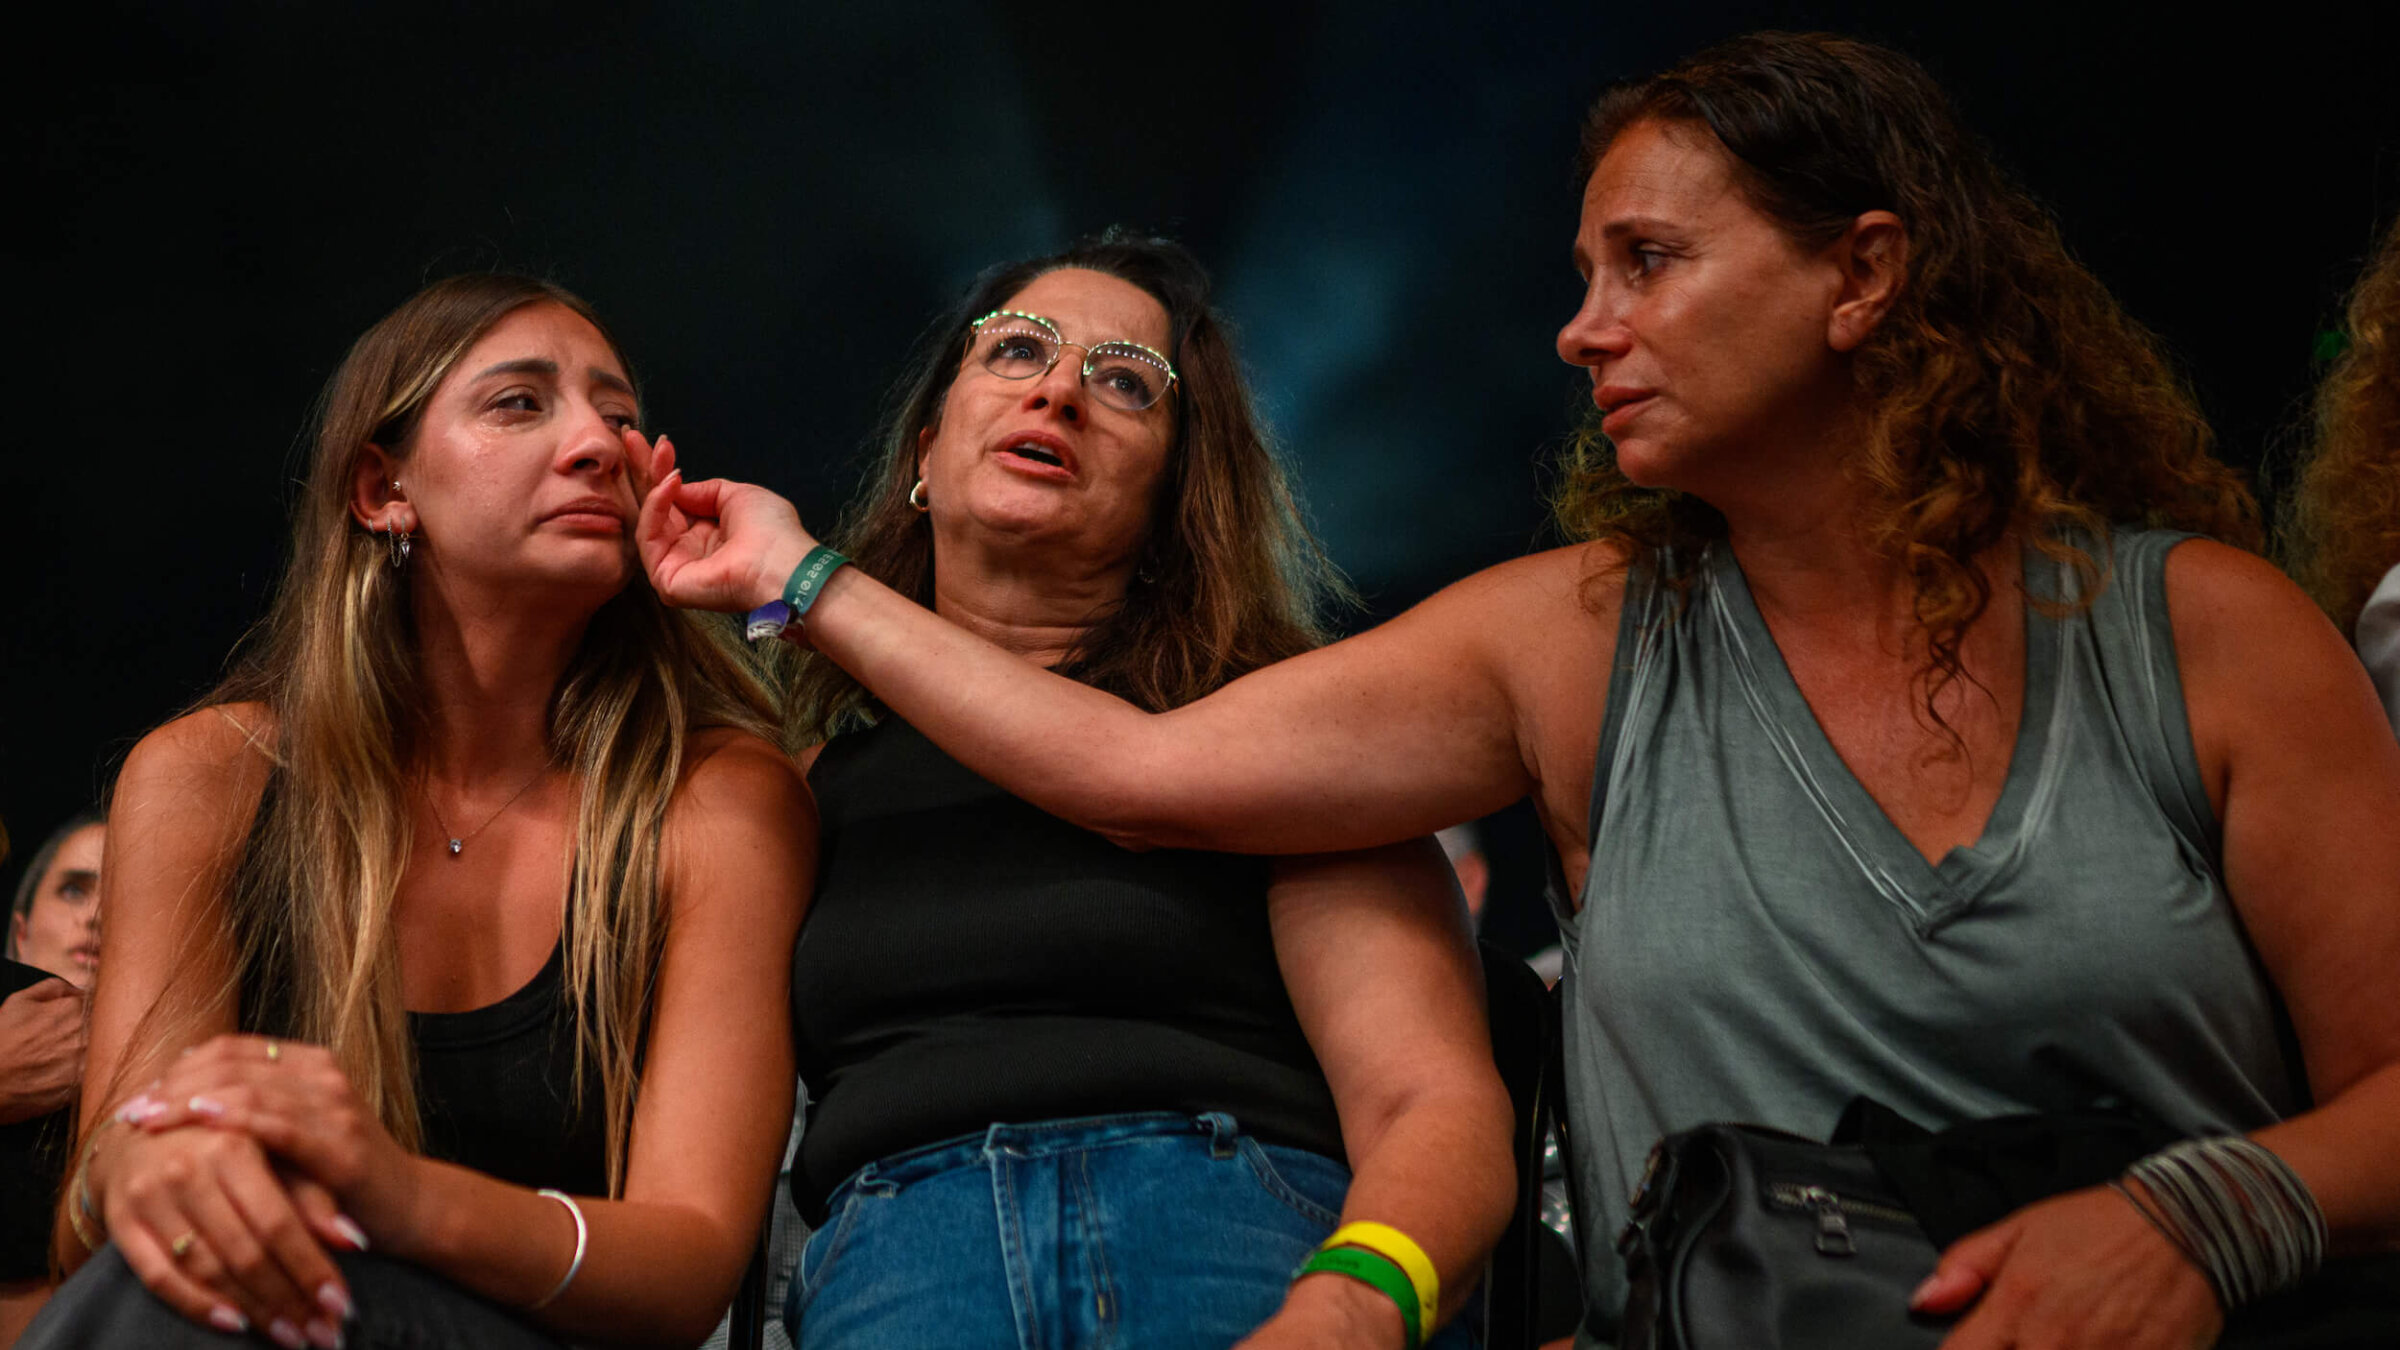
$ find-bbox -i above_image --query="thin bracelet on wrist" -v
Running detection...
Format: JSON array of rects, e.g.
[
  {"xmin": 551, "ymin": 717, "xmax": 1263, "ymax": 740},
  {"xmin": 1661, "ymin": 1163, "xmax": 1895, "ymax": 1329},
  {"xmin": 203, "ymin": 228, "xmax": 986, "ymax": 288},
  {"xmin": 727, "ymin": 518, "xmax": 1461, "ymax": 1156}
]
[
  {"xmin": 745, "ymin": 545, "xmax": 850, "ymax": 643},
  {"xmin": 66, "ymin": 1116, "xmax": 124, "ymax": 1252},
  {"xmin": 527, "ymin": 1189, "xmax": 589, "ymax": 1311}
]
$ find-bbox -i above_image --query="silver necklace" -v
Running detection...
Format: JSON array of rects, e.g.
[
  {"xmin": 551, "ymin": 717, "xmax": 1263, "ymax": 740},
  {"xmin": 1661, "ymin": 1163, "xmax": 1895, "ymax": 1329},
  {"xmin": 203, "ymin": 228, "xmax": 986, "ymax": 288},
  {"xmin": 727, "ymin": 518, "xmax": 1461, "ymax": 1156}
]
[{"xmin": 420, "ymin": 765, "xmax": 551, "ymax": 858}]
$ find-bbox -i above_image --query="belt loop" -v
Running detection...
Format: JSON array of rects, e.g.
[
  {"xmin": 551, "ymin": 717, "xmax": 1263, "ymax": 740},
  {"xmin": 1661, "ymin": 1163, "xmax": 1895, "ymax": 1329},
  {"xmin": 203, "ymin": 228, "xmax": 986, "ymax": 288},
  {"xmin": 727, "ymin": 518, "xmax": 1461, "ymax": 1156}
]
[
  {"xmin": 984, "ymin": 1121, "xmax": 1025, "ymax": 1159},
  {"xmin": 1199, "ymin": 1111, "xmax": 1239, "ymax": 1159}
]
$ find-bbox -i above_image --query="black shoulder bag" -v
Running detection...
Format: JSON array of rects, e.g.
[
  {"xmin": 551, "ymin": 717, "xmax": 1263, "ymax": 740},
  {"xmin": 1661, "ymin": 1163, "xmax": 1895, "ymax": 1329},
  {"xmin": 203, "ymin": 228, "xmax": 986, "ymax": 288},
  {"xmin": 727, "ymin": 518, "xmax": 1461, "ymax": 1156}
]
[{"xmin": 1614, "ymin": 1100, "xmax": 2400, "ymax": 1350}]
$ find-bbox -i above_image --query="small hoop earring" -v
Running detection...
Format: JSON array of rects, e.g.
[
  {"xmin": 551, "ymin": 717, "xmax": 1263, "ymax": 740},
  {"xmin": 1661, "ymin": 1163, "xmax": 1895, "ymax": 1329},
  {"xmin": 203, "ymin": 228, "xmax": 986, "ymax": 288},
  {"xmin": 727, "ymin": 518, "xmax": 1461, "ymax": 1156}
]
[{"xmin": 908, "ymin": 479, "xmax": 929, "ymax": 512}]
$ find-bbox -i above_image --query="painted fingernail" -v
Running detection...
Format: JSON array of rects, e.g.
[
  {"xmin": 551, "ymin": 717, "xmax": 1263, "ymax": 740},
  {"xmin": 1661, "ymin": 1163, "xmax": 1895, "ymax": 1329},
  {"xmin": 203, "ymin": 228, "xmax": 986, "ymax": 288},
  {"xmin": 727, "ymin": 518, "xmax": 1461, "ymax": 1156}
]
[
  {"xmin": 188, "ymin": 1095, "xmax": 226, "ymax": 1119},
  {"xmin": 305, "ymin": 1316, "xmax": 343, "ymax": 1348},
  {"xmin": 269, "ymin": 1317, "xmax": 307, "ymax": 1349},
  {"xmin": 330, "ymin": 1214, "xmax": 370, "ymax": 1252},
  {"xmin": 317, "ymin": 1280, "xmax": 354, "ymax": 1320},
  {"xmin": 207, "ymin": 1304, "xmax": 248, "ymax": 1333},
  {"xmin": 114, "ymin": 1095, "xmax": 160, "ymax": 1124}
]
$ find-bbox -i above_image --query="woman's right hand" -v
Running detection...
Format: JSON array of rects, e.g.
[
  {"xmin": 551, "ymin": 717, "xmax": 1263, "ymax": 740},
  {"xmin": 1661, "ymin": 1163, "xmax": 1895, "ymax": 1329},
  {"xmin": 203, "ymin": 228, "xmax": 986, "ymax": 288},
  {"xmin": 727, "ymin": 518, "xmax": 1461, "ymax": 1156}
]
[
  {"xmin": 625, "ymin": 428, "xmax": 814, "ymax": 613},
  {"xmin": 94, "ymin": 1115, "xmax": 364, "ymax": 1349}
]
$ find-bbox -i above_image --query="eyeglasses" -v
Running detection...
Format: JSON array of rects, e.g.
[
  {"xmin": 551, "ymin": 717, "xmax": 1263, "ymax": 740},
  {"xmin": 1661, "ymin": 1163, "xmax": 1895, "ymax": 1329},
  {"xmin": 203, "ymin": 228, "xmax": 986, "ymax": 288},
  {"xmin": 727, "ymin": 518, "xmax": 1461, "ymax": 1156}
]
[{"xmin": 968, "ymin": 310, "xmax": 1179, "ymax": 412}]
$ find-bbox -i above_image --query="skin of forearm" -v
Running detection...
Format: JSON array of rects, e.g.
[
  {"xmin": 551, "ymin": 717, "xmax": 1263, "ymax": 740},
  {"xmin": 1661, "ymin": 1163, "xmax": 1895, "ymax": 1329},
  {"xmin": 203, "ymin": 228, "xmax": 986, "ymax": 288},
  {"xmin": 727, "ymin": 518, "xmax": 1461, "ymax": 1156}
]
[
  {"xmin": 1314, "ymin": 1083, "xmax": 1517, "ymax": 1327},
  {"xmin": 392, "ymin": 1157, "xmax": 753, "ymax": 1349},
  {"xmin": 2252, "ymin": 1059, "xmax": 2400, "ymax": 1252}
]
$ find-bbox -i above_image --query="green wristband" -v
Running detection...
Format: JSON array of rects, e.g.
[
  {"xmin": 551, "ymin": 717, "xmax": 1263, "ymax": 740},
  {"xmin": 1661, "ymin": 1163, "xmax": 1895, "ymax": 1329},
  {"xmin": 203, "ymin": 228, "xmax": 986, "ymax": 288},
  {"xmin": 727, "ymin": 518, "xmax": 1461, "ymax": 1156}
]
[
  {"xmin": 781, "ymin": 544, "xmax": 850, "ymax": 618},
  {"xmin": 1296, "ymin": 1246, "xmax": 1423, "ymax": 1349}
]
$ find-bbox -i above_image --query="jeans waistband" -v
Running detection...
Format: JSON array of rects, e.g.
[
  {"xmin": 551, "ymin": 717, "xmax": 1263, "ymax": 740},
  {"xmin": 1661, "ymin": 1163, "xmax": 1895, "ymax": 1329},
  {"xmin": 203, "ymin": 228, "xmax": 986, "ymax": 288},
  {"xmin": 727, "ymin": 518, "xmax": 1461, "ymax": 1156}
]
[{"xmin": 828, "ymin": 1111, "xmax": 1248, "ymax": 1205}]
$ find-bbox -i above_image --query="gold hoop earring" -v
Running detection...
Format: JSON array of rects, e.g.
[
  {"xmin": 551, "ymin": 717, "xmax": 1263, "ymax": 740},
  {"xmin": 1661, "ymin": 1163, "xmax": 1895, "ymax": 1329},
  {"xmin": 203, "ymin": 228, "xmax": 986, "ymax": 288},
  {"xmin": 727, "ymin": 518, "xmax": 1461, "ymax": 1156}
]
[{"xmin": 908, "ymin": 479, "xmax": 929, "ymax": 512}]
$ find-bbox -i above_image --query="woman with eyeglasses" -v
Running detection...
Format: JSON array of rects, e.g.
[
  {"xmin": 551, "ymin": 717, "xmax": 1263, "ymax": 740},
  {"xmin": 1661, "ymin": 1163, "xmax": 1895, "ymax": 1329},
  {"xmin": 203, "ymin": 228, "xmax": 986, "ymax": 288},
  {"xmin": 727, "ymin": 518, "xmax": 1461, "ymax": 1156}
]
[
  {"xmin": 640, "ymin": 37, "xmax": 2400, "ymax": 1350},
  {"xmin": 638, "ymin": 231, "xmax": 1509, "ymax": 1350},
  {"xmin": 22, "ymin": 274, "xmax": 811, "ymax": 1350}
]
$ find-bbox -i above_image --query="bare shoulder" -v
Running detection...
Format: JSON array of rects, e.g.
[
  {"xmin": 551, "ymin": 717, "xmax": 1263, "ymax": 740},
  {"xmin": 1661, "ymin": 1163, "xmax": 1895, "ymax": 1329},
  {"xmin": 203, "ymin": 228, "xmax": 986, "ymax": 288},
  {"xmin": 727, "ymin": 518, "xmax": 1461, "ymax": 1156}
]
[
  {"xmin": 663, "ymin": 728, "xmax": 817, "ymax": 921},
  {"xmin": 671, "ymin": 728, "xmax": 815, "ymax": 834},
  {"xmin": 2162, "ymin": 539, "xmax": 2364, "ymax": 696},
  {"xmin": 2163, "ymin": 539, "xmax": 2391, "ymax": 803},
  {"xmin": 1410, "ymin": 540, "xmax": 1634, "ymax": 632},
  {"xmin": 1370, "ymin": 540, "xmax": 1629, "ymax": 699},
  {"xmin": 115, "ymin": 702, "xmax": 276, "ymax": 827},
  {"xmin": 1403, "ymin": 541, "xmax": 1629, "ymax": 873}
]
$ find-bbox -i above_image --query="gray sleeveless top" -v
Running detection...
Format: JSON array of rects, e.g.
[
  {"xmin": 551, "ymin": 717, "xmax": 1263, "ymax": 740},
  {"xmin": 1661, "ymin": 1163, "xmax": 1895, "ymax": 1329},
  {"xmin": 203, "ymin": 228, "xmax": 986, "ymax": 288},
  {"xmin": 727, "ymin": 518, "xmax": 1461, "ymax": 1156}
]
[{"xmin": 1556, "ymin": 530, "xmax": 2304, "ymax": 1344}]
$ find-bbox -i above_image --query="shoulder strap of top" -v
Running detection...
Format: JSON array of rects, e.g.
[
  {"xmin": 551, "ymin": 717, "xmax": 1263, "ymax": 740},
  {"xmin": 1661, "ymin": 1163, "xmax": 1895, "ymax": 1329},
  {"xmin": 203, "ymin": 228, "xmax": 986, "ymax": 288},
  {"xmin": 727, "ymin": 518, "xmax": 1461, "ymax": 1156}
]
[
  {"xmin": 1587, "ymin": 546, "xmax": 1675, "ymax": 848},
  {"xmin": 2077, "ymin": 528, "xmax": 2219, "ymax": 864}
]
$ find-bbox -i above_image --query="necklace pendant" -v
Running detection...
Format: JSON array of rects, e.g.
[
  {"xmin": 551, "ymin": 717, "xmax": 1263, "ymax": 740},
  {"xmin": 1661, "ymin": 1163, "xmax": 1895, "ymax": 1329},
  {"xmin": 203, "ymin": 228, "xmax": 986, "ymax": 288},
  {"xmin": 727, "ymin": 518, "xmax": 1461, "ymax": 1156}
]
[{"xmin": 447, "ymin": 838, "xmax": 463, "ymax": 857}]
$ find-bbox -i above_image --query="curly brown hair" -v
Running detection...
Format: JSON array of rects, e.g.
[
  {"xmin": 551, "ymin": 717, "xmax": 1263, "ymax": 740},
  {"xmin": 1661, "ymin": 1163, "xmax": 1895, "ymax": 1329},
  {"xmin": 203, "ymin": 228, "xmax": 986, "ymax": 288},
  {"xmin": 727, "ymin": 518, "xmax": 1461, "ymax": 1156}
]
[
  {"xmin": 2286, "ymin": 214, "xmax": 2400, "ymax": 637},
  {"xmin": 784, "ymin": 231, "xmax": 1350, "ymax": 740},
  {"xmin": 1557, "ymin": 32, "xmax": 2259, "ymax": 714}
]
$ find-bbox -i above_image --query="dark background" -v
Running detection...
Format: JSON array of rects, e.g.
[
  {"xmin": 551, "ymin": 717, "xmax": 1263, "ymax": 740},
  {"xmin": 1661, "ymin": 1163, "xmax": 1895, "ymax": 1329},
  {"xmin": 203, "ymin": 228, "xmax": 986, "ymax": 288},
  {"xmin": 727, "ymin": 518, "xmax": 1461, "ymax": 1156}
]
[{"xmin": 6, "ymin": 2, "xmax": 2396, "ymax": 955}]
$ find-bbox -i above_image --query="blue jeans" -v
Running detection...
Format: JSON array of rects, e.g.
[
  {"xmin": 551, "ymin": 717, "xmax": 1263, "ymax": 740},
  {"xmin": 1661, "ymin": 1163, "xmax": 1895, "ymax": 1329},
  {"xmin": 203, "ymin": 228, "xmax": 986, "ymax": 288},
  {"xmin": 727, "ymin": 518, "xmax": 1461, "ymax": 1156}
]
[{"xmin": 787, "ymin": 1111, "xmax": 1476, "ymax": 1349}]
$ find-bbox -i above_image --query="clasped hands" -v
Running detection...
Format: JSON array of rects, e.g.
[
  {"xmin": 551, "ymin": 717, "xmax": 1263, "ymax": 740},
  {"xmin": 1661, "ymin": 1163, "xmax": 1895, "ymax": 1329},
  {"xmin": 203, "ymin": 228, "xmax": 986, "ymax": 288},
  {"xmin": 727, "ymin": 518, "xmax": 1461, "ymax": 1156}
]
[{"xmin": 93, "ymin": 1034, "xmax": 415, "ymax": 1349}]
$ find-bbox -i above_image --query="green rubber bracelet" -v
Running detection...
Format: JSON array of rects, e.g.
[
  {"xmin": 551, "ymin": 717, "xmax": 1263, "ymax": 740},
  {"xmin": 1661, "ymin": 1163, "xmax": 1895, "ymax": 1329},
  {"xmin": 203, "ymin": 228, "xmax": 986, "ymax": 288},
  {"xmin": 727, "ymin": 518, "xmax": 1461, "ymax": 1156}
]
[
  {"xmin": 781, "ymin": 544, "xmax": 850, "ymax": 618},
  {"xmin": 1296, "ymin": 1245, "xmax": 1423, "ymax": 1349}
]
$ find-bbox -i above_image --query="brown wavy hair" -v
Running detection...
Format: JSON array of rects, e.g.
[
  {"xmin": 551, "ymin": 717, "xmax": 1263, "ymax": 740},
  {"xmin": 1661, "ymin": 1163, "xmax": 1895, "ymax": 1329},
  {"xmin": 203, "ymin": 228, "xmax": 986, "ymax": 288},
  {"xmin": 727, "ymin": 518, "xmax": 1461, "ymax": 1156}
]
[
  {"xmin": 1557, "ymin": 32, "xmax": 2259, "ymax": 717},
  {"xmin": 785, "ymin": 230, "xmax": 1351, "ymax": 740},
  {"xmin": 2286, "ymin": 214, "xmax": 2400, "ymax": 636}
]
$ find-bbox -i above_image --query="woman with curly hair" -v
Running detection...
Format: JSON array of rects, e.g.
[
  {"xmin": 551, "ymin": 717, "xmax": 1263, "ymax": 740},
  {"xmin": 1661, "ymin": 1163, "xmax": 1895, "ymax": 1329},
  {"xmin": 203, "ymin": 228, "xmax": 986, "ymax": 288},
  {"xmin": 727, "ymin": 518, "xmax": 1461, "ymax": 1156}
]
[
  {"xmin": 636, "ymin": 33, "xmax": 2400, "ymax": 1350},
  {"xmin": 2287, "ymin": 215, "xmax": 2400, "ymax": 734}
]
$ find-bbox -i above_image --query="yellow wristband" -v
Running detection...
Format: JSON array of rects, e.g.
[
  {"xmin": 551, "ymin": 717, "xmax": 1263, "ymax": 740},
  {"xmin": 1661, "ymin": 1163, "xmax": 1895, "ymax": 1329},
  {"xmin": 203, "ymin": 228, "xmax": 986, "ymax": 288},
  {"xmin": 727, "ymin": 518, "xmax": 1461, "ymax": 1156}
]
[{"xmin": 1324, "ymin": 1221, "xmax": 1438, "ymax": 1324}]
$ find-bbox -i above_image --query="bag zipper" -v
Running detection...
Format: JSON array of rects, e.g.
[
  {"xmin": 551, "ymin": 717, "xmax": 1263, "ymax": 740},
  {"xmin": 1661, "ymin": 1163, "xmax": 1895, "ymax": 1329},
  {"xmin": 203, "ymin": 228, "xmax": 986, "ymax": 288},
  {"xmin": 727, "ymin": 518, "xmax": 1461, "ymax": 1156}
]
[{"xmin": 1764, "ymin": 1182, "xmax": 1915, "ymax": 1256}]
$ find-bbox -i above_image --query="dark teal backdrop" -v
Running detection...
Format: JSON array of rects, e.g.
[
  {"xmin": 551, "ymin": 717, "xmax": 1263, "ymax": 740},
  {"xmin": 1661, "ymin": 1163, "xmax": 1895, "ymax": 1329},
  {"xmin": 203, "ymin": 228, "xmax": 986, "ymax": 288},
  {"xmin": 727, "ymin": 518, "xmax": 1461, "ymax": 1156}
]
[{"xmin": 6, "ymin": 1, "xmax": 2395, "ymax": 952}]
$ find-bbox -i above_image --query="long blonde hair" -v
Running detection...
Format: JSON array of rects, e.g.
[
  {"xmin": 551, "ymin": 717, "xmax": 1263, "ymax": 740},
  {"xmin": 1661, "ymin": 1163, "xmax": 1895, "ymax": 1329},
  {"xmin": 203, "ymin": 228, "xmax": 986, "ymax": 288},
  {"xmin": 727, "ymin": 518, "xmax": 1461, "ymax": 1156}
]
[
  {"xmin": 147, "ymin": 274, "xmax": 777, "ymax": 1191},
  {"xmin": 2286, "ymin": 214, "xmax": 2400, "ymax": 637}
]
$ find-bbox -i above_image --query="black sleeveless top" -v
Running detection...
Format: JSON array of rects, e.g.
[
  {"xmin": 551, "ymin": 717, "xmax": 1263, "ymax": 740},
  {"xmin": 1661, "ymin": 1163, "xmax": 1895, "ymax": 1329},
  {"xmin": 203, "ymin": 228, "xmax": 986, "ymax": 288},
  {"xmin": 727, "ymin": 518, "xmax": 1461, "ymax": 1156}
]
[
  {"xmin": 791, "ymin": 716, "xmax": 1347, "ymax": 1220},
  {"xmin": 0, "ymin": 959, "xmax": 74, "ymax": 1280},
  {"xmin": 410, "ymin": 942, "xmax": 608, "ymax": 1197},
  {"xmin": 235, "ymin": 776, "xmax": 609, "ymax": 1197}
]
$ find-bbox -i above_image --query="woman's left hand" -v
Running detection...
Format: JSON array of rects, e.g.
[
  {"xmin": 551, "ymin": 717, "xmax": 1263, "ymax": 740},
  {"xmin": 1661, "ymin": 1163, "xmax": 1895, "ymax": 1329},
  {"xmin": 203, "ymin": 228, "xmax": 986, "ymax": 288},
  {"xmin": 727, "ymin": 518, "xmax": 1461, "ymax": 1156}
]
[
  {"xmin": 118, "ymin": 1034, "xmax": 426, "ymax": 1250},
  {"xmin": 1914, "ymin": 1185, "xmax": 2223, "ymax": 1350}
]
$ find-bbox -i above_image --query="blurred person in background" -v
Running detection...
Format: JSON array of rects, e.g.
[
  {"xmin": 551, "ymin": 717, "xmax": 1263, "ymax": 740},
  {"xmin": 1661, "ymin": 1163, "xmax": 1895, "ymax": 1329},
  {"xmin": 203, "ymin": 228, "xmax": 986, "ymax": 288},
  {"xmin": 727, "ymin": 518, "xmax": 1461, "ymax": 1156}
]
[
  {"xmin": 3, "ymin": 810, "xmax": 103, "ymax": 1344},
  {"xmin": 2287, "ymin": 213, "xmax": 2400, "ymax": 737}
]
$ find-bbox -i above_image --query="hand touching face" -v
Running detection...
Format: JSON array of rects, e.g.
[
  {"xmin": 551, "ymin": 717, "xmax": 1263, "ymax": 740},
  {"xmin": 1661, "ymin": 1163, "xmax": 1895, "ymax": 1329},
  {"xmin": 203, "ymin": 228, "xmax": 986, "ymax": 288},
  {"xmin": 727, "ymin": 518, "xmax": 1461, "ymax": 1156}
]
[{"xmin": 351, "ymin": 301, "xmax": 643, "ymax": 606}]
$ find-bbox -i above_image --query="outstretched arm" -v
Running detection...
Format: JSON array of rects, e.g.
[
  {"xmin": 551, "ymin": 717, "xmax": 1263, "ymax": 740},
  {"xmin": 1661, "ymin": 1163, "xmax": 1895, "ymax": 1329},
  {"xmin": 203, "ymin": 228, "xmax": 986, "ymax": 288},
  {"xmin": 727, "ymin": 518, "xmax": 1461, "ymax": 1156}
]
[{"xmin": 632, "ymin": 433, "xmax": 1610, "ymax": 857}]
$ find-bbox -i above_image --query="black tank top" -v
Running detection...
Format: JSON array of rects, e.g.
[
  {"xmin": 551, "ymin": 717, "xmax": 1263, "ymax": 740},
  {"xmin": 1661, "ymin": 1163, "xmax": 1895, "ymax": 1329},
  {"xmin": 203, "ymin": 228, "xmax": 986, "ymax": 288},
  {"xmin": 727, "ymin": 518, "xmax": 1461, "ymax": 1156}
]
[
  {"xmin": 0, "ymin": 959, "xmax": 74, "ymax": 1279},
  {"xmin": 410, "ymin": 942, "xmax": 608, "ymax": 1197},
  {"xmin": 791, "ymin": 716, "xmax": 1347, "ymax": 1220},
  {"xmin": 234, "ymin": 776, "xmax": 609, "ymax": 1197}
]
